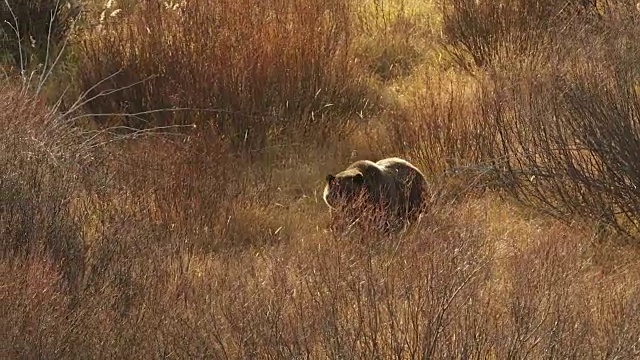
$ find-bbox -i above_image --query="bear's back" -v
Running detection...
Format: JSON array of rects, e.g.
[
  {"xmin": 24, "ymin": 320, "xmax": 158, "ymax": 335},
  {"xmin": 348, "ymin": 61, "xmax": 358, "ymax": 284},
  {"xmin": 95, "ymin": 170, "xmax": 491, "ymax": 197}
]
[
  {"xmin": 345, "ymin": 159, "xmax": 398, "ymax": 204},
  {"xmin": 375, "ymin": 157, "xmax": 426, "ymax": 220},
  {"xmin": 376, "ymin": 158, "xmax": 424, "ymax": 183}
]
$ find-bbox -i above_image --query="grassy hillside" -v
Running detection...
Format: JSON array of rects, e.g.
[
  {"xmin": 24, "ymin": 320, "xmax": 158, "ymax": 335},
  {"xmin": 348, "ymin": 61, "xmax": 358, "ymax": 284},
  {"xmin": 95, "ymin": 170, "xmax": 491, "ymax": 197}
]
[{"xmin": 3, "ymin": 0, "xmax": 640, "ymax": 358}]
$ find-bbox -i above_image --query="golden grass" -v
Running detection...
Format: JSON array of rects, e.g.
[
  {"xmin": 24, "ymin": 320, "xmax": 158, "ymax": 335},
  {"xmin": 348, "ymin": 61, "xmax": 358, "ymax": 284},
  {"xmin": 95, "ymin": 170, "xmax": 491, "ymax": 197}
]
[
  {"xmin": 3, "ymin": 0, "xmax": 640, "ymax": 358},
  {"xmin": 72, "ymin": 0, "xmax": 371, "ymax": 151},
  {"xmin": 4, "ymin": 128, "xmax": 640, "ymax": 357}
]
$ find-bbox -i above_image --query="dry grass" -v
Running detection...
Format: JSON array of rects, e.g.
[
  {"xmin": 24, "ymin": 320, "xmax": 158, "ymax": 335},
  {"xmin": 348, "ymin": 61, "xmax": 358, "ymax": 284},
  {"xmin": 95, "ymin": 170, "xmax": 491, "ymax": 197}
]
[
  {"xmin": 3, "ymin": 0, "xmax": 640, "ymax": 359},
  {"xmin": 441, "ymin": 0, "xmax": 600, "ymax": 72},
  {"xmin": 72, "ymin": 0, "xmax": 373, "ymax": 151},
  {"xmin": 353, "ymin": 0, "xmax": 441, "ymax": 82}
]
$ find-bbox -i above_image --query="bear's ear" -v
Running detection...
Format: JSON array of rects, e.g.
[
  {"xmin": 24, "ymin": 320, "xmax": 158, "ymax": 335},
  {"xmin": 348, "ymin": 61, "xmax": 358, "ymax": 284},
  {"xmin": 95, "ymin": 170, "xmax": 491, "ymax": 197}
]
[
  {"xmin": 326, "ymin": 174, "xmax": 336, "ymax": 184},
  {"xmin": 353, "ymin": 173, "xmax": 364, "ymax": 185}
]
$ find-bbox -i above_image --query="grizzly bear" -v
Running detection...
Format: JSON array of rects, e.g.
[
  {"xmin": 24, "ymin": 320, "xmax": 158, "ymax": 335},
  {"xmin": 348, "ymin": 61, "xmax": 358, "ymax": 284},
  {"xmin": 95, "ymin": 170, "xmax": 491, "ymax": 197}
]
[{"xmin": 323, "ymin": 157, "xmax": 427, "ymax": 234}]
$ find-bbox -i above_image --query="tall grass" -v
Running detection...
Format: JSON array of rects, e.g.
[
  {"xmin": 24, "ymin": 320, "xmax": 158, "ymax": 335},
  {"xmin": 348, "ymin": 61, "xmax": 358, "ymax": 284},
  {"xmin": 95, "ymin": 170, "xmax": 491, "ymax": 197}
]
[
  {"xmin": 74, "ymin": 0, "xmax": 372, "ymax": 150},
  {"xmin": 5, "ymin": 0, "xmax": 640, "ymax": 358},
  {"xmin": 0, "ymin": 82, "xmax": 87, "ymax": 295},
  {"xmin": 353, "ymin": 0, "xmax": 440, "ymax": 82},
  {"xmin": 441, "ymin": 0, "xmax": 599, "ymax": 71}
]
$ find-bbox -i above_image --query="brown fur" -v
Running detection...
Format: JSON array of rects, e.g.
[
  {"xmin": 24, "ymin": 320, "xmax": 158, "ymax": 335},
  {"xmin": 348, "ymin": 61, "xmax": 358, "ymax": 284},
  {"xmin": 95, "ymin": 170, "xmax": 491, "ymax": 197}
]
[{"xmin": 323, "ymin": 157, "xmax": 427, "ymax": 234}]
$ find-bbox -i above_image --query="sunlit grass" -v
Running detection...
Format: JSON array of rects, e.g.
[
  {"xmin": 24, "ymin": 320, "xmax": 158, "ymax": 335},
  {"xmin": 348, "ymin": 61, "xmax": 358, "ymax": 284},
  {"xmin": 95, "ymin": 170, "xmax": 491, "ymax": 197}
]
[{"xmin": 3, "ymin": 0, "xmax": 640, "ymax": 358}]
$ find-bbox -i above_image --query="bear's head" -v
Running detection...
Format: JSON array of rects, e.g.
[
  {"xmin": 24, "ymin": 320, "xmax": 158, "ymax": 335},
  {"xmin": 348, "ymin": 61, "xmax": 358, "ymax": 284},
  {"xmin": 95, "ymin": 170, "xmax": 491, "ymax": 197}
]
[{"xmin": 322, "ymin": 169, "xmax": 366, "ymax": 210}]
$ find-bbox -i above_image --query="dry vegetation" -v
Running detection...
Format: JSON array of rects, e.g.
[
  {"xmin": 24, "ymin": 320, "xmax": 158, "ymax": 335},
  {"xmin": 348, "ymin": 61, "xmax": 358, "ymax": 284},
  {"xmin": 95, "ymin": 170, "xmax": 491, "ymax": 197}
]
[{"xmin": 3, "ymin": 0, "xmax": 640, "ymax": 358}]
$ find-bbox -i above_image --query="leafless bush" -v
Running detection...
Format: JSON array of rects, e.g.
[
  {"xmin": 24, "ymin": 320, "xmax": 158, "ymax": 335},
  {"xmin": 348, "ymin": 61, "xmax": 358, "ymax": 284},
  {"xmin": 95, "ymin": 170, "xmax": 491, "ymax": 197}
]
[
  {"xmin": 74, "ymin": 0, "xmax": 371, "ymax": 151},
  {"xmin": 482, "ymin": 64, "xmax": 640, "ymax": 240},
  {"xmin": 434, "ymin": 0, "xmax": 640, "ymax": 240}
]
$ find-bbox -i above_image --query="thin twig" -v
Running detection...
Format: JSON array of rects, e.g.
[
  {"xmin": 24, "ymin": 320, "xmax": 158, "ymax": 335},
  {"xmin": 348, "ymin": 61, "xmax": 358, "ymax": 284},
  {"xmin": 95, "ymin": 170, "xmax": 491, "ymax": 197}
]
[{"xmin": 3, "ymin": 0, "xmax": 24, "ymax": 76}]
